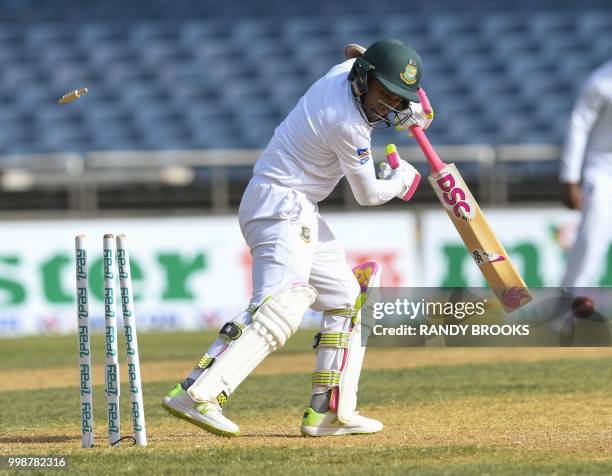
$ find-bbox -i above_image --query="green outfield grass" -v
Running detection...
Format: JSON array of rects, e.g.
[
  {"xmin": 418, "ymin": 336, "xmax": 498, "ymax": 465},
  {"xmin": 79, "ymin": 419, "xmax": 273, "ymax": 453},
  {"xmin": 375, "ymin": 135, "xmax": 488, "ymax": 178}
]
[
  {"xmin": 0, "ymin": 331, "xmax": 315, "ymax": 370},
  {"xmin": 0, "ymin": 331, "xmax": 611, "ymax": 475}
]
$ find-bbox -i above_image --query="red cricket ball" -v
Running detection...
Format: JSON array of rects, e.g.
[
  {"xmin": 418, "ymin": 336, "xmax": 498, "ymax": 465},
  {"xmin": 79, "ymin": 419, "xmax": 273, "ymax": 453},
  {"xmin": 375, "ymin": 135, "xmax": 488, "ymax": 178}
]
[{"xmin": 571, "ymin": 296, "xmax": 595, "ymax": 319}]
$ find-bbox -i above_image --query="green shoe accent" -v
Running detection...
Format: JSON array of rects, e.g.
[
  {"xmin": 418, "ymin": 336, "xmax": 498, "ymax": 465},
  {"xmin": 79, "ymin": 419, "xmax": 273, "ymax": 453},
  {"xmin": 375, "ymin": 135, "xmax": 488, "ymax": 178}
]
[
  {"xmin": 161, "ymin": 383, "xmax": 240, "ymax": 438},
  {"xmin": 301, "ymin": 407, "xmax": 326, "ymax": 427},
  {"xmin": 166, "ymin": 383, "xmax": 185, "ymax": 399},
  {"xmin": 161, "ymin": 400, "xmax": 240, "ymax": 438}
]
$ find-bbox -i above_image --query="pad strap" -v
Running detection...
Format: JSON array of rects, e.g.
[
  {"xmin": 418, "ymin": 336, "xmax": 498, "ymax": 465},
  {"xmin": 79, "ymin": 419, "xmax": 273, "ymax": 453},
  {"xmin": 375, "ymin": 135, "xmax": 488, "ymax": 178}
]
[
  {"xmin": 324, "ymin": 307, "xmax": 359, "ymax": 324},
  {"xmin": 312, "ymin": 371, "xmax": 341, "ymax": 387},
  {"xmin": 324, "ymin": 308, "xmax": 360, "ymax": 325},
  {"xmin": 196, "ymin": 354, "xmax": 215, "ymax": 370},
  {"xmin": 313, "ymin": 332, "xmax": 350, "ymax": 349},
  {"xmin": 218, "ymin": 322, "xmax": 246, "ymax": 344}
]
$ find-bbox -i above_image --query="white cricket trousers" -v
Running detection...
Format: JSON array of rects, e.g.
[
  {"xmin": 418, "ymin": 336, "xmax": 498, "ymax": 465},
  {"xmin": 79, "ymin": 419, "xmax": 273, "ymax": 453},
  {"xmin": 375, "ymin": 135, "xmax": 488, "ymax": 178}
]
[
  {"xmin": 562, "ymin": 170, "xmax": 612, "ymax": 287},
  {"xmin": 238, "ymin": 175, "xmax": 360, "ymax": 311},
  {"xmin": 238, "ymin": 176, "xmax": 361, "ymax": 396}
]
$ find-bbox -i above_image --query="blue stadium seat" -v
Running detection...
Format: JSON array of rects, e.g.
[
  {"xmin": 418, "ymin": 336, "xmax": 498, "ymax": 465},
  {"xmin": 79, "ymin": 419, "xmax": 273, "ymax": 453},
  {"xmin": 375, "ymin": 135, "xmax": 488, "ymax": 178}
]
[
  {"xmin": 537, "ymin": 97, "xmax": 572, "ymax": 122},
  {"xmin": 78, "ymin": 22, "xmax": 127, "ymax": 41},
  {"xmin": 189, "ymin": 122, "xmax": 239, "ymax": 149},
  {"xmin": 231, "ymin": 19, "xmax": 280, "ymax": 44},
  {"xmin": 540, "ymin": 34, "xmax": 591, "ymax": 63},
  {"xmin": 591, "ymin": 36, "xmax": 612, "ymax": 61},
  {"xmin": 0, "ymin": 121, "xmax": 30, "ymax": 145},
  {"xmin": 240, "ymin": 120, "xmax": 276, "ymax": 148},
  {"xmin": 23, "ymin": 24, "xmax": 75, "ymax": 47},
  {"xmin": 267, "ymin": 81, "xmax": 308, "ymax": 114},
  {"xmin": 577, "ymin": 10, "xmax": 612, "ymax": 39},
  {"xmin": 179, "ymin": 20, "xmax": 230, "ymax": 48},
  {"xmin": 282, "ymin": 18, "xmax": 334, "ymax": 43},
  {"xmin": 0, "ymin": 1, "xmax": 610, "ymax": 153},
  {"xmin": 381, "ymin": 16, "xmax": 429, "ymax": 40},
  {"xmin": 39, "ymin": 125, "xmax": 92, "ymax": 151},
  {"xmin": 491, "ymin": 35, "xmax": 541, "ymax": 58},
  {"xmin": 88, "ymin": 44, "xmax": 141, "ymax": 70},
  {"xmin": 428, "ymin": 14, "xmax": 480, "ymax": 40},
  {"xmin": 115, "ymin": 82, "xmax": 169, "ymax": 106},
  {"xmin": 527, "ymin": 12, "xmax": 578, "ymax": 38},
  {"xmin": 331, "ymin": 16, "xmax": 382, "ymax": 45},
  {"xmin": 129, "ymin": 22, "xmax": 179, "ymax": 46},
  {"xmin": 481, "ymin": 13, "xmax": 529, "ymax": 38},
  {"xmin": 292, "ymin": 37, "xmax": 339, "ymax": 63},
  {"xmin": 555, "ymin": 55, "xmax": 601, "ymax": 87}
]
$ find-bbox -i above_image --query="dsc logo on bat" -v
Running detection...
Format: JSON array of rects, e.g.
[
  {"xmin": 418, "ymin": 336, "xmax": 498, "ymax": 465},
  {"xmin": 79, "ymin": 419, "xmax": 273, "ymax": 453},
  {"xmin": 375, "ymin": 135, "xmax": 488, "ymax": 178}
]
[{"xmin": 433, "ymin": 168, "xmax": 476, "ymax": 220}]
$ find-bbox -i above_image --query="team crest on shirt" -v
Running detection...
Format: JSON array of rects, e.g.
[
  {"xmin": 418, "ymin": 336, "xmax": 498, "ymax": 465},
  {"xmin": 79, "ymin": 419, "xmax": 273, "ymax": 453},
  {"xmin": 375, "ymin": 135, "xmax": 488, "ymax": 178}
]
[
  {"xmin": 357, "ymin": 147, "xmax": 371, "ymax": 165},
  {"xmin": 300, "ymin": 225, "xmax": 311, "ymax": 243}
]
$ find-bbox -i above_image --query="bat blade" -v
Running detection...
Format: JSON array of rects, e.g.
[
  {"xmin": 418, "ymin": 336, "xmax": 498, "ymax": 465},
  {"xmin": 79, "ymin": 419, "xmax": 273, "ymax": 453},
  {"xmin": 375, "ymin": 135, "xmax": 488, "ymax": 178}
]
[{"xmin": 428, "ymin": 163, "xmax": 533, "ymax": 312}]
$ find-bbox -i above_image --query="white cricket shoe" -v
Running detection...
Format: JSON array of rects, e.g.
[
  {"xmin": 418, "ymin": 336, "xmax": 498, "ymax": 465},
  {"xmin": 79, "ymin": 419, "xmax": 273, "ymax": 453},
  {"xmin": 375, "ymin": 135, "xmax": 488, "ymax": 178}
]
[
  {"xmin": 300, "ymin": 407, "xmax": 383, "ymax": 437},
  {"xmin": 162, "ymin": 383, "xmax": 240, "ymax": 437}
]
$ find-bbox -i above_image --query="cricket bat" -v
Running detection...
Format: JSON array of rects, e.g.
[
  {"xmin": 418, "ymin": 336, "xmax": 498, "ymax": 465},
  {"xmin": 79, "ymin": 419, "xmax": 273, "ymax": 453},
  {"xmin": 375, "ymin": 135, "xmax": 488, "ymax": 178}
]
[{"xmin": 390, "ymin": 88, "xmax": 532, "ymax": 312}]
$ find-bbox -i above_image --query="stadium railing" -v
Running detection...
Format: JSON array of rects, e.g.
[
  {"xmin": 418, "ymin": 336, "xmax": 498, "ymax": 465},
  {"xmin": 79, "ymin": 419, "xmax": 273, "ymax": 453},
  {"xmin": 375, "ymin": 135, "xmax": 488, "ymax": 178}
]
[{"xmin": 0, "ymin": 144, "xmax": 561, "ymax": 214}]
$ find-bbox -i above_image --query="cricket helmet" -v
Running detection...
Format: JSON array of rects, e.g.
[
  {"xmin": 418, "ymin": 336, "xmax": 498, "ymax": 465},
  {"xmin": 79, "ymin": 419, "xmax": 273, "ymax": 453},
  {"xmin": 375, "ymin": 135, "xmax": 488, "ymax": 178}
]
[{"xmin": 349, "ymin": 39, "xmax": 423, "ymax": 103}]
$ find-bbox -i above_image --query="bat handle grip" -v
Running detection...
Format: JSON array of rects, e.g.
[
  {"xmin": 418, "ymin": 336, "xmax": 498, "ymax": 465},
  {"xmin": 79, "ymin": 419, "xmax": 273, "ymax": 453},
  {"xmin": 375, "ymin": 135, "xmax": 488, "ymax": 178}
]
[
  {"xmin": 416, "ymin": 87, "xmax": 432, "ymax": 115},
  {"xmin": 408, "ymin": 87, "xmax": 445, "ymax": 173},
  {"xmin": 409, "ymin": 125, "xmax": 446, "ymax": 173}
]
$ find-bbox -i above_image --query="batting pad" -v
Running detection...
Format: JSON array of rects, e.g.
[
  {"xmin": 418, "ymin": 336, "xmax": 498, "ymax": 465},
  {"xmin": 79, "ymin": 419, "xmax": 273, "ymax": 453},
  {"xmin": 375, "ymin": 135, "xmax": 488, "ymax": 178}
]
[
  {"xmin": 188, "ymin": 283, "xmax": 317, "ymax": 405},
  {"xmin": 338, "ymin": 262, "xmax": 381, "ymax": 423}
]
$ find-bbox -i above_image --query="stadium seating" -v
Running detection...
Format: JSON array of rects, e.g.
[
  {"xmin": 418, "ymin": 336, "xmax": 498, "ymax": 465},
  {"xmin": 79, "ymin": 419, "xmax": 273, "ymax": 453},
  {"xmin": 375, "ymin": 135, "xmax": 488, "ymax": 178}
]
[{"xmin": 0, "ymin": 0, "xmax": 610, "ymax": 154}]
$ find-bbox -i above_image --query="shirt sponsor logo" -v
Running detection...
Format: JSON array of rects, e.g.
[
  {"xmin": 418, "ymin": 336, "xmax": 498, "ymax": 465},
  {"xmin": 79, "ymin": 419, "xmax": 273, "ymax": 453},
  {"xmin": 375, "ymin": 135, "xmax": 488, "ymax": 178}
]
[{"xmin": 357, "ymin": 147, "xmax": 370, "ymax": 165}]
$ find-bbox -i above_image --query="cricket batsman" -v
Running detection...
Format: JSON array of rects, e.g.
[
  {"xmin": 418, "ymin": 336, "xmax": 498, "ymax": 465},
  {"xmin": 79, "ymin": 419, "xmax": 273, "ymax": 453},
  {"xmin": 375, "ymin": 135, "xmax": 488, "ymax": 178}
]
[{"xmin": 162, "ymin": 39, "xmax": 433, "ymax": 437}]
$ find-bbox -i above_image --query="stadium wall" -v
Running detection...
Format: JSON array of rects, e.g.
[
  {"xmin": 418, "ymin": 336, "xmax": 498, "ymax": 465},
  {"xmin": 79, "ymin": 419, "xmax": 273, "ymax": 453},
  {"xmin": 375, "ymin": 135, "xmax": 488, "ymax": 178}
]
[{"xmin": 0, "ymin": 208, "xmax": 606, "ymax": 337}]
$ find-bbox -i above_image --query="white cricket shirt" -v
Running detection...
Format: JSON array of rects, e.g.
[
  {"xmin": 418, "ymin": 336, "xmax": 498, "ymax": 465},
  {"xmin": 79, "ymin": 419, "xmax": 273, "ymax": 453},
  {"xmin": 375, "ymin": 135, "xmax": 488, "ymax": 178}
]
[
  {"xmin": 253, "ymin": 59, "xmax": 374, "ymax": 202},
  {"xmin": 560, "ymin": 59, "xmax": 612, "ymax": 183}
]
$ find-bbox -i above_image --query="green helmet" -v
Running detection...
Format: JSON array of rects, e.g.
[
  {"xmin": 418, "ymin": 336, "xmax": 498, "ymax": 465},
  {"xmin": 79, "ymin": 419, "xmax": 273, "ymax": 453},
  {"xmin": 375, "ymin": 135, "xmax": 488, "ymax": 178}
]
[{"xmin": 349, "ymin": 39, "xmax": 423, "ymax": 103}]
